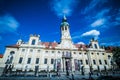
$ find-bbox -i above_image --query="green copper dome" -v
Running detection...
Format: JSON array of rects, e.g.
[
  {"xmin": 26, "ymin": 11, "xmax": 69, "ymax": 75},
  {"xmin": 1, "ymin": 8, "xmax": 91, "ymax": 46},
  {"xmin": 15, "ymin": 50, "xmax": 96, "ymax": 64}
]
[
  {"xmin": 61, "ymin": 22, "xmax": 69, "ymax": 26},
  {"xmin": 61, "ymin": 15, "xmax": 69, "ymax": 27}
]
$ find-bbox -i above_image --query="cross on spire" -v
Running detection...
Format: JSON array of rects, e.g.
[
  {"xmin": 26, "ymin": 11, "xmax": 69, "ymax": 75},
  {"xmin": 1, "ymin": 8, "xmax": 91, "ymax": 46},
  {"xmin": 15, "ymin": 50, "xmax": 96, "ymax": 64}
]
[{"xmin": 62, "ymin": 14, "xmax": 67, "ymax": 22}]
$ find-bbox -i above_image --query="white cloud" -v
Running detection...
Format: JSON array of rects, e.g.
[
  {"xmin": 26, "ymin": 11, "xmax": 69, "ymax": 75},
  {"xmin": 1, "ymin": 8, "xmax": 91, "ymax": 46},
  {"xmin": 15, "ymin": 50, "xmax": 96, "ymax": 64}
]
[
  {"xmin": 0, "ymin": 14, "xmax": 19, "ymax": 33},
  {"xmin": 72, "ymin": 35, "xmax": 80, "ymax": 39},
  {"xmin": 101, "ymin": 41, "xmax": 120, "ymax": 46},
  {"xmin": 83, "ymin": 0, "xmax": 108, "ymax": 14},
  {"xmin": 95, "ymin": 9, "xmax": 110, "ymax": 19},
  {"xmin": 77, "ymin": 42, "xmax": 85, "ymax": 45},
  {"xmin": 91, "ymin": 18, "xmax": 105, "ymax": 27},
  {"xmin": 81, "ymin": 30, "xmax": 100, "ymax": 39},
  {"xmin": 50, "ymin": 0, "xmax": 79, "ymax": 17}
]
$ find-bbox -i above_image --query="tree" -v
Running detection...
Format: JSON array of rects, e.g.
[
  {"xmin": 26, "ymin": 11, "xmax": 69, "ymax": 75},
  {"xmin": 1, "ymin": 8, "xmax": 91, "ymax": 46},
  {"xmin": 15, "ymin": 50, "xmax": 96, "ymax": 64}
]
[{"xmin": 112, "ymin": 47, "xmax": 120, "ymax": 68}]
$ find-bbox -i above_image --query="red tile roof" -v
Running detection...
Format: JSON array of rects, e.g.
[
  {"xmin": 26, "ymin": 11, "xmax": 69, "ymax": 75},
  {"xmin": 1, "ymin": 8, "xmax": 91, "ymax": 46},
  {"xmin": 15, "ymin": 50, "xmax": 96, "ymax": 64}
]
[
  {"xmin": 6, "ymin": 44, "xmax": 19, "ymax": 48},
  {"xmin": 74, "ymin": 44, "xmax": 87, "ymax": 50},
  {"xmin": 42, "ymin": 42, "xmax": 58, "ymax": 48},
  {"xmin": 0, "ymin": 54, "xmax": 3, "ymax": 58}
]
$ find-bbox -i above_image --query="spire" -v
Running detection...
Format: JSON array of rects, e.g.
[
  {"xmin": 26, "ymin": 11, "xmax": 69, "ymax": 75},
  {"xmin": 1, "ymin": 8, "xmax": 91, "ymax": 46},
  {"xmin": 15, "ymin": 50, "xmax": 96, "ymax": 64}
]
[{"xmin": 62, "ymin": 14, "xmax": 67, "ymax": 22}]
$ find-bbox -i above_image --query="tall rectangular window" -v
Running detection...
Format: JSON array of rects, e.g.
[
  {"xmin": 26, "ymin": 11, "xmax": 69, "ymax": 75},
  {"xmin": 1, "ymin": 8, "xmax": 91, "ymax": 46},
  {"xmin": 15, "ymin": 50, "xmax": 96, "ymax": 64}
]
[
  {"xmin": 31, "ymin": 39, "xmax": 36, "ymax": 45},
  {"xmin": 51, "ymin": 59, "xmax": 54, "ymax": 64},
  {"xmin": 27, "ymin": 58, "xmax": 31, "ymax": 64},
  {"xmin": 86, "ymin": 60, "xmax": 88, "ymax": 65},
  {"xmin": 94, "ymin": 44, "xmax": 97, "ymax": 49},
  {"xmin": 93, "ymin": 60, "xmax": 96, "ymax": 65},
  {"xmin": 44, "ymin": 58, "xmax": 47, "ymax": 64},
  {"xmin": 36, "ymin": 58, "xmax": 39, "ymax": 64},
  {"xmin": 104, "ymin": 60, "xmax": 107, "ymax": 65},
  {"xmin": 18, "ymin": 57, "xmax": 23, "ymax": 64},
  {"xmin": 99, "ymin": 60, "xmax": 102, "ymax": 64},
  {"xmin": 80, "ymin": 60, "xmax": 83, "ymax": 64}
]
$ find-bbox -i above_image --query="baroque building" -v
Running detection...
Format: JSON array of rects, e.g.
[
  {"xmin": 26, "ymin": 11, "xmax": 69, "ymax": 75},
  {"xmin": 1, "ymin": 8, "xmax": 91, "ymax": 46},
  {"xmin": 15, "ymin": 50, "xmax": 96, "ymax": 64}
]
[{"xmin": 1, "ymin": 16, "xmax": 113, "ymax": 74}]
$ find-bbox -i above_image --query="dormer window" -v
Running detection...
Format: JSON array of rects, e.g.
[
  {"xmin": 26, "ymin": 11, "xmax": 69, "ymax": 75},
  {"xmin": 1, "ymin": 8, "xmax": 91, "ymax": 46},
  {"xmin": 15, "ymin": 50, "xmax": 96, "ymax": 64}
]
[{"xmin": 31, "ymin": 39, "xmax": 36, "ymax": 45}]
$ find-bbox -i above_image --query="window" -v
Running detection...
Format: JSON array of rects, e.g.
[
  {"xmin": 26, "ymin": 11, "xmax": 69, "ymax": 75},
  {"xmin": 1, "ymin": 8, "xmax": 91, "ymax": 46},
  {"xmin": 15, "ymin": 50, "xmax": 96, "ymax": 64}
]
[
  {"xmin": 27, "ymin": 58, "xmax": 31, "ymax": 64},
  {"xmin": 10, "ymin": 51, "xmax": 15, "ymax": 54},
  {"xmin": 84, "ymin": 53, "xmax": 86, "ymax": 55},
  {"xmin": 22, "ymin": 49, "xmax": 25, "ymax": 52},
  {"xmin": 79, "ymin": 53, "xmax": 81, "ymax": 55},
  {"xmin": 80, "ymin": 60, "xmax": 83, "ymax": 64},
  {"xmin": 31, "ymin": 39, "xmax": 36, "ymax": 45},
  {"xmin": 86, "ymin": 60, "xmax": 88, "ymax": 64},
  {"xmin": 62, "ymin": 27, "xmax": 64, "ymax": 30},
  {"xmin": 93, "ymin": 60, "xmax": 96, "ymax": 64},
  {"xmin": 74, "ymin": 52, "xmax": 76, "ymax": 54},
  {"xmin": 30, "ymin": 49, "xmax": 33, "ymax": 52},
  {"xmin": 65, "ymin": 26, "xmax": 67, "ymax": 30},
  {"xmin": 52, "ymin": 51, "xmax": 54, "ymax": 53},
  {"xmin": 18, "ymin": 57, "xmax": 23, "ymax": 64},
  {"xmin": 102, "ymin": 53, "xmax": 104, "ymax": 55},
  {"xmin": 94, "ymin": 44, "xmax": 97, "ymax": 49},
  {"xmin": 38, "ymin": 50, "xmax": 40, "ymax": 53},
  {"xmin": 99, "ymin": 60, "xmax": 102, "ymax": 64},
  {"xmin": 51, "ymin": 59, "xmax": 54, "ymax": 64},
  {"xmin": 97, "ymin": 53, "xmax": 99, "ymax": 55},
  {"xmin": 111, "ymin": 61, "xmax": 113, "ymax": 65},
  {"xmin": 44, "ymin": 58, "xmax": 47, "ymax": 64},
  {"xmin": 104, "ymin": 60, "xmax": 107, "ymax": 65},
  {"xmin": 36, "ymin": 58, "xmax": 39, "ymax": 64},
  {"xmin": 91, "ymin": 53, "xmax": 94, "ymax": 55},
  {"xmin": 58, "ymin": 51, "xmax": 60, "ymax": 53},
  {"xmin": 46, "ymin": 51, "xmax": 48, "ymax": 53}
]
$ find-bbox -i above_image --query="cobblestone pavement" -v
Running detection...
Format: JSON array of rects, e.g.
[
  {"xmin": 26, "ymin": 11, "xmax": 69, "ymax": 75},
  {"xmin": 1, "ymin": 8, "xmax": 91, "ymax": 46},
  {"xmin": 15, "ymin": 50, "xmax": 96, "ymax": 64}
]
[{"xmin": 0, "ymin": 73, "xmax": 120, "ymax": 80}]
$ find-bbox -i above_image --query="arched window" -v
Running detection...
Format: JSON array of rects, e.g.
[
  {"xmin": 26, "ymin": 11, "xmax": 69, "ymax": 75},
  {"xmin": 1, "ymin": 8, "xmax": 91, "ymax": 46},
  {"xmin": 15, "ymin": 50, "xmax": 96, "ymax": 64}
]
[
  {"xmin": 62, "ymin": 27, "xmax": 64, "ymax": 30},
  {"xmin": 65, "ymin": 26, "xmax": 67, "ymax": 30},
  {"xmin": 31, "ymin": 39, "xmax": 36, "ymax": 45}
]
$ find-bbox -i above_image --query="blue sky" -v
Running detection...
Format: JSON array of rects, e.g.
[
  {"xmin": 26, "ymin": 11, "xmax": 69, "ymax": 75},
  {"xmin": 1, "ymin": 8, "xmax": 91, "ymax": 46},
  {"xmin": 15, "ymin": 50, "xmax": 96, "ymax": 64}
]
[{"xmin": 0, "ymin": 0, "xmax": 120, "ymax": 53}]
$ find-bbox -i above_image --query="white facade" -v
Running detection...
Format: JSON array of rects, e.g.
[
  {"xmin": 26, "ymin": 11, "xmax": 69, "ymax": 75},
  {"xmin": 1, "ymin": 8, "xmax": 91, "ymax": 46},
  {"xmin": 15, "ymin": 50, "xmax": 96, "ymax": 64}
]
[{"xmin": 1, "ymin": 16, "xmax": 113, "ymax": 74}]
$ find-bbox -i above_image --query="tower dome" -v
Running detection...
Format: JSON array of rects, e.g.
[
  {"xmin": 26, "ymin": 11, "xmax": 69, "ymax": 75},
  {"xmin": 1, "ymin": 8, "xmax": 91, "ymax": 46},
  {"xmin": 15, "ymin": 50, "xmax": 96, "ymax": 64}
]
[{"xmin": 60, "ymin": 15, "xmax": 69, "ymax": 27}]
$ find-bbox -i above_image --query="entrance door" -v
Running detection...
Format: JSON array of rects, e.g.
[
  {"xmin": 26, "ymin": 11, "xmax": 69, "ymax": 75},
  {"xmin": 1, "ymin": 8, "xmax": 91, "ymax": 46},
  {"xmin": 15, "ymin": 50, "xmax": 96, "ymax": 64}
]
[{"xmin": 65, "ymin": 60, "xmax": 71, "ymax": 71}]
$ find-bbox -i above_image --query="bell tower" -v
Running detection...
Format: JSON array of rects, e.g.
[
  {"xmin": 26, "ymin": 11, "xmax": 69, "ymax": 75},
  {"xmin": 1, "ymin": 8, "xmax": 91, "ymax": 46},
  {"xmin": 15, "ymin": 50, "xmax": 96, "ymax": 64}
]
[
  {"xmin": 57, "ymin": 15, "xmax": 75, "ymax": 49},
  {"xmin": 61, "ymin": 15, "xmax": 71, "ymax": 41}
]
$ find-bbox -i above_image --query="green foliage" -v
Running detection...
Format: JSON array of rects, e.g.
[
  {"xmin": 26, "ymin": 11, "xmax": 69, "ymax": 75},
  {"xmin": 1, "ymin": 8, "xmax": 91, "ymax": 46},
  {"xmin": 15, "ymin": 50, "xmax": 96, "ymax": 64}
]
[{"xmin": 113, "ymin": 47, "xmax": 120, "ymax": 68}]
